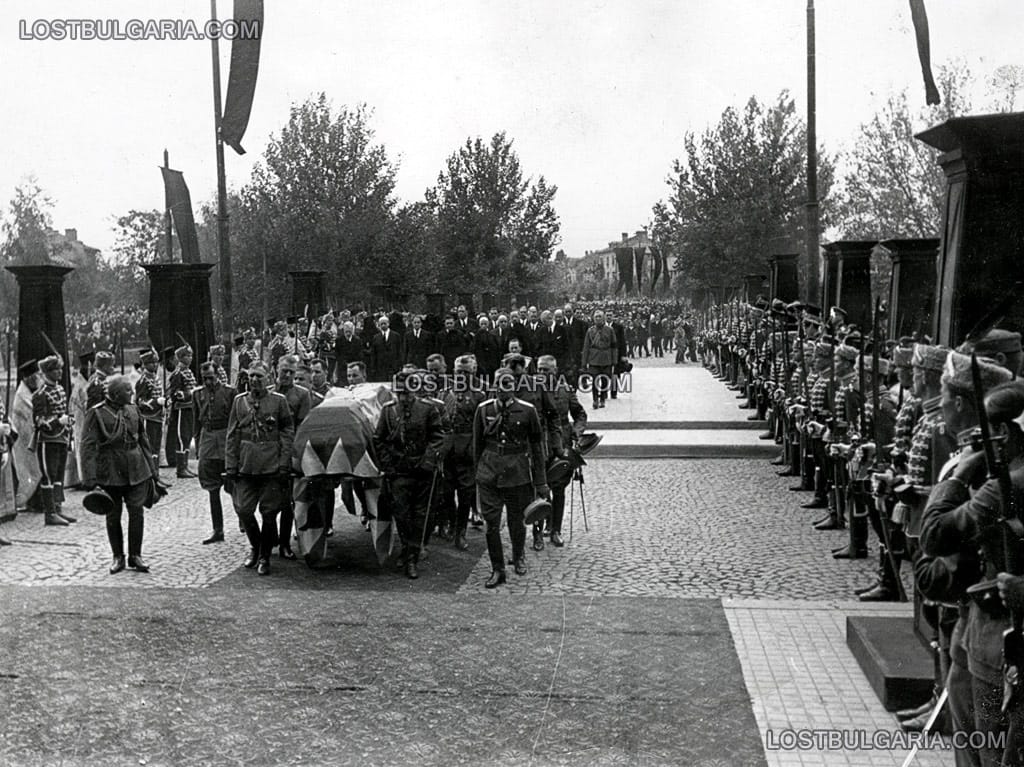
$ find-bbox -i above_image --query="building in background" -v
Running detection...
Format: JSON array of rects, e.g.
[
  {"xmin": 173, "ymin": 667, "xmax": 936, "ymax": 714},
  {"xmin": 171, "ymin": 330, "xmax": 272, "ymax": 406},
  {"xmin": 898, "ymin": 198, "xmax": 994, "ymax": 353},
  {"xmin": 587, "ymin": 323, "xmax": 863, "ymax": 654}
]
[{"xmin": 565, "ymin": 230, "xmax": 673, "ymax": 299}]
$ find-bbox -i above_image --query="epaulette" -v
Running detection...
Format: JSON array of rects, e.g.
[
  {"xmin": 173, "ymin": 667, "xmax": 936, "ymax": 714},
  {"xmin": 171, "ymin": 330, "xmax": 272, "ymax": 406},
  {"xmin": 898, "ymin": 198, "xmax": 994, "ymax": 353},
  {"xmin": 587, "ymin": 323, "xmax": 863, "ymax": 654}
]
[
  {"xmin": 269, "ymin": 391, "xmax": 287, "ymax": 401},
  {"xmin": 381, "ymin": 400, "xmax": 397, "ymax": 408},
  {"xmin": 514, "ymin": 397, "xmax": 536, "ymax": 409},
  {"xmin": 480, "ymin": 398, "xmax": 496, "ymax": 407}
]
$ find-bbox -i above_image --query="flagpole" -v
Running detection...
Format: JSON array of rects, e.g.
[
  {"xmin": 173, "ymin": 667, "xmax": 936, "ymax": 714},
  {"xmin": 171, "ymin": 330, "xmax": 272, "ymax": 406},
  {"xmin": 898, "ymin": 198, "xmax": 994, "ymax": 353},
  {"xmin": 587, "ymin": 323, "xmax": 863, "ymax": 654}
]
[
  {"xmin": 210, "ymin": 0, "xmax": 233, "ymax": 340},
  {"xmin": 804, "ymin": 0, "xmax": 820, "ymax": 305},
  {"xmin": 163, "ymin": 149, "xmax": 174, "ymax": 262}
]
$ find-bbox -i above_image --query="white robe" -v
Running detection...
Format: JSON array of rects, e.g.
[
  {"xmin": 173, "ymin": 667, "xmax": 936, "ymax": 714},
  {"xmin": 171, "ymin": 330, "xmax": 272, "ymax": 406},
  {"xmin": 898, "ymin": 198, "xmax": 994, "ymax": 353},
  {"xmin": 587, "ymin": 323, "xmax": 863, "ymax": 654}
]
[{"xmin": 10, "ymin": 382, "xmax": 41, "ymax": 509}]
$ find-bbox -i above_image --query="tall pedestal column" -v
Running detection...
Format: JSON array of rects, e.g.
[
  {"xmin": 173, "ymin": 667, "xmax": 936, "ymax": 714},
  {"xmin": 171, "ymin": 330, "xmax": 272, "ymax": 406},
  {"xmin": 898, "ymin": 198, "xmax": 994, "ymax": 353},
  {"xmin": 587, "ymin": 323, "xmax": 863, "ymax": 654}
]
[
  {"xmin": 143, "ymin": 263, "xmax": 215, "ymax": 375},
  {"xmin": 5, "ymin": 265, "xmax": 74, "ymax": 392},
  {"xmin": 289, "ymin": 271, "xmax": 327, "ymax": 319}
]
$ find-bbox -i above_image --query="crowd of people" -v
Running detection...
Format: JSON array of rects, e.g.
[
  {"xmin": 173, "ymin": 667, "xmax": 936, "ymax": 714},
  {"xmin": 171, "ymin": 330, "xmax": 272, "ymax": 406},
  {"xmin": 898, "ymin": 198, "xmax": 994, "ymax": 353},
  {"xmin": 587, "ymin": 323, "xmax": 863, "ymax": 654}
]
[
  {"xmin": 698, "ymin": 297, "xmax": 1024, "ymax": 763},
  {"xmin": 0, "ymin": 298, "xmax": 693, "ymax": 586}
]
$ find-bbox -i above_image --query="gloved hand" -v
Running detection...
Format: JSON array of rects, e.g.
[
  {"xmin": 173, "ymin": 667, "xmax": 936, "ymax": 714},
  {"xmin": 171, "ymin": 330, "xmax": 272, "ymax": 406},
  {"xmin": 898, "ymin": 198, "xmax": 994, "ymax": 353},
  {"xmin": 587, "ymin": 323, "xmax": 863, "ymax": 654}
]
[
  {"xmin": 58, "ymin": 414, "xmax": 72, "ymax": 427},
  {"xmin": 156, "ymin": 396, "xmax": 166, "ymax": 407},
  {"xmin": 223, "ymin": 471, "xmax": 237, "ymax": 494},
  {"xmin": 535, "ymin": 484, "xmax": 550, "ymax": 499}
]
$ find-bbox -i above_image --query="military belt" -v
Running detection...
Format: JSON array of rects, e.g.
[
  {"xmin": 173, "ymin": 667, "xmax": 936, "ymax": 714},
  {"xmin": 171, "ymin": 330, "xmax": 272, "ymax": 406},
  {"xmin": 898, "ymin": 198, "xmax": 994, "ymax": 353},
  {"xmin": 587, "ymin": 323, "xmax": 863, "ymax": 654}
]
[{"xmin": 484, "ymin": 444, "xmax": 527, "ymax": 456}]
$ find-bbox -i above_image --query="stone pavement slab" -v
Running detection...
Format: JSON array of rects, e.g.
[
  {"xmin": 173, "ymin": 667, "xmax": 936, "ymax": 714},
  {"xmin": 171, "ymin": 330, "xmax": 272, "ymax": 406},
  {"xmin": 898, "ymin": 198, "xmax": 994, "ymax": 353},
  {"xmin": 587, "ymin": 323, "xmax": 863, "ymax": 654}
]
[
  {"xmin": 0, "ymin": 587, "xmax": 766, "ymax": 767},
  {"xmin": 591, "ymin": 430, "xmax": 778, "ymax": 458}
]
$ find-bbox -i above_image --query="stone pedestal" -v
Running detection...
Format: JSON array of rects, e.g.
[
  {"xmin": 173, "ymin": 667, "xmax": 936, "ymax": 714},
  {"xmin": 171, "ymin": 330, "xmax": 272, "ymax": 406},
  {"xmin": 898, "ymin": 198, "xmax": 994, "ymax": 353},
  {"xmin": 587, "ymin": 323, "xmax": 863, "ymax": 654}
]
[
  {"xmin": 743, "ymin": 273, "xmax": 767, "ymax": 303},
  {"xmin": 289, "ymin": 271, "xmax": 327, "ymax": 319},
  {"xmin": 769, "ymin": 254, "xmax": 799, "ymax": 304},
  {"xmin": 877, "ymin": 239, "xmax": 939, "ymax": 339},
  {"xmin": 5, "ymin": 264, "xmax": 74, "ymax": 392},
  {"xmin": 916, "ymin": 113, "xmax": 1024, "ymax": 345},
  {"xmin": 822, "ymin": 241, "xmax": 876, "ymax": 330},
  {"xmin": 143, "ymin": 263, "xmax": 215, "ymax": 374}
]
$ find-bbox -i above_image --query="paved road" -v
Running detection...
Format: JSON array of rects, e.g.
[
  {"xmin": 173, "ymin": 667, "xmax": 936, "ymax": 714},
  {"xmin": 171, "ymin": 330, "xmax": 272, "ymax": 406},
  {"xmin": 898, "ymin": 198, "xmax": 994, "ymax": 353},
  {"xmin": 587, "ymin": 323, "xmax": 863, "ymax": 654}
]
[{"xmin": 0, "ymin": 357, "xmax": 950, "ymax": 767}]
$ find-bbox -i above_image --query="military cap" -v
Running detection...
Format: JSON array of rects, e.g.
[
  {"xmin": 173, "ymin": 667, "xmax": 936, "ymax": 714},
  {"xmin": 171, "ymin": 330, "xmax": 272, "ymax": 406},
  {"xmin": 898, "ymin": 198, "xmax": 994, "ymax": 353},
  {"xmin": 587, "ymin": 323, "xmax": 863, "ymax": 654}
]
[
  {"xmin": 242, "ymin": 328, "xmax": 255, "ymax": 340},
  {"xmin": 247, "ymin": 360, "xmax": 269, "ymax": 376},
  {"xmin": 942, "ymin": 351, "xmax": 1013, "ymax": 393},
  {"xmin": 208, "ymin": 344, "xmax": 225, "ymax": 356},
  {"xmin": 38, "ymin": 354, "xmax": 62, "ymax": 374},
  {"xmin": 162, "ymin": 346, "xmax": 176, "ymax": 360},
  {"xmin": 857, "ymin": 354, "xmax": 891, "ymax": 377},
  {"xmin": 277, "ymin": 355, "xmax": 299, "ymax": 371},
  {"xmin": 959, "ymin": 329, "xmax": 1023, "ymax": 357},
  {"xmin": 174, "ymin": 345, "xmax": 192, "ymax": 361},
  {"xmin": 912, "ymin": 344, "xmax": 949, "ymax": 372},
  {"xmin": 17, "ymin": 358, "xmax": 38, "ymax": 379},
  {"xmin": 754, "ymin": 297, "xmax": 769, "ymax": 311},
  {"xmin": 770, "ymin": 298, "xmax": 787, "ymax": 316},
  {"xmin": 892, "ymin": 337, "xmax": 915, "ymax": 367},
  {"xmin": 815, "ymin": 340, "xmax": 834, "ymax": 358},
  {"xmin": 831, "ymin": 307, "xmax": 848, "ymax": 322},
  {"xmin": 749, "ymin": 307, "xmax": 764, "ymax": 319},
  {"xmin": 454, "ymin": 354, "xmax": 475, "ymax": 372},
  {"xmin": 78, "ymin": 351, "xmax": 95, "ymax": 365},
  {"xmin": 139, "ymin": 349, "xmax": 159, "ymax": 364},
  {"xmin": 95, "ymin": 350, "xmax": 115, "ymax": 366},
  {"xmin": 836, "ymin": 344, "xmax": 858, "ymax": 363},
  {"xmin": 271, "ymin": 319, "xmax": 286, "ymax": 333}
]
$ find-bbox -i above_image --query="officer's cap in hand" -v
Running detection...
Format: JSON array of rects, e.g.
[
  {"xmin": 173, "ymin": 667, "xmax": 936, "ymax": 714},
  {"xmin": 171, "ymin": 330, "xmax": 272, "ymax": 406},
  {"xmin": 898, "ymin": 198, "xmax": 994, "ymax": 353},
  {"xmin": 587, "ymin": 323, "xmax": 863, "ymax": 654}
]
[
  {"xmin": 83, "ymin": 487, "xmax": 114, "ymax": 515},
  {"xmin": 576, "ymin": 432, "xmax": 603, "ymax": 455}
]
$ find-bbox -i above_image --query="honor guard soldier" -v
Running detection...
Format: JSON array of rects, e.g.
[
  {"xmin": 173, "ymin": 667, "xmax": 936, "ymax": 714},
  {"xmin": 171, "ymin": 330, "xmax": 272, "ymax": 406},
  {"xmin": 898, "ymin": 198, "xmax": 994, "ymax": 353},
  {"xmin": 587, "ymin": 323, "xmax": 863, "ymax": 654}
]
[
  {"xmin": 86, "ymin": 351, "xmax": 115, "ymax": 408},
  {"xmin": 32, "ymin": 354, "xmax": 76, "ymax": 526},
  {"xmin": 168, "ymin": 345, "xmax": 198, "ymax": 478},
  {"xmin": 473, "ymin": 367, "xmax": 550, "ymax": 587},
  {"xmin": 193, "ymin": 362, "xmax": 236, "ymax": 544},
  {"xmin": 224, "ymin": 361, "xmax": 294, "ymax": 575},
  {"xmin": 208, "ymin": 344, "xmax": 229, "ymax": 387},
  {"xmin": 442, "ymin": 355, "xmax": 487, "ymax": 550},
  {"xmin": 269, "ymin": 355, "xmax": 312, "ymax": 560},
  {"xmin": 373, "ymin": 371, "xmax": 445, "ymax": 579},
  {"xmin": 536, "ymin": 354, "xmax": 587, "ymax": 548},
  {"xmin": 81, "ymin": 375, "xmax": 160, "ymax": 574},
  {"xmin": 135, "ymin": 350, "xmax": 166, "ymax": 468}
]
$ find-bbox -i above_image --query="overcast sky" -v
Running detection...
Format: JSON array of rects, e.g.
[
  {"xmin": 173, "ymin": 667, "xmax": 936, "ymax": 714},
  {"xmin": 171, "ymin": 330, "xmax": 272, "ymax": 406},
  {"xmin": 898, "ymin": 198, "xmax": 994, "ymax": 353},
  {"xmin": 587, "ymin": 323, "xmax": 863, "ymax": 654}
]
[{"xmin": 1, "ymin": 0, "xmax": 1021, "ymax": 264}]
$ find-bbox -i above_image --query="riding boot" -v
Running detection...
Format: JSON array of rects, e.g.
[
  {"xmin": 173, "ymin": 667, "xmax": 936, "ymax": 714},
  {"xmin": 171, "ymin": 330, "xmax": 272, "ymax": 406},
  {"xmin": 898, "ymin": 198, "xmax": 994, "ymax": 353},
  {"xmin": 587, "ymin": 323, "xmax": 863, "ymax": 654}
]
[
  {"xmin": 127, "ymin": 507, "xmax": 144, "ymax": 559},
  {"xmin": 53, "ymin": 483, "xmax": 76, "ymax": 522},
  {"xmin": 485, "ymin": 527, "xmax": 504, "ymax": 572},
  {"xmin": 854, "ymin": 547, "xmax": 885, "ymax": 595},
  {"xmin": 859, "ymin": 546, "xmax": 902, "ymax": 601},
  {"xmin": 176, "ymin": 452, "xmax": 197, "ymax": 478},
  {"xmin": 259, "ymin": 513, "xmax": 278, "ymax": 562},
  {"xmin": 42, "ymin": 486, "xmax": 69, "ymax": 526},
  {"xmin": 833, "ymin": 513, "xmax": 868, "ymax": 558}
]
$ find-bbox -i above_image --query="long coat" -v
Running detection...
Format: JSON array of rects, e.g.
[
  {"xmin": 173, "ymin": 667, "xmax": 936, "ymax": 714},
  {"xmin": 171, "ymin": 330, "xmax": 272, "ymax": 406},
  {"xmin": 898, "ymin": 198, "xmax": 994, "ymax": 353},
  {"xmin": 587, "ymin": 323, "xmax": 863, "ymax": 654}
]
[
  {"xmin": 80, "ymin": 402, "xmax": 157, "ymax": 488},
  {"xmin": 404, "ymin": 329, "xmax": 436, "ymax": 369},
  {"xmin": 369, "ymin": 331, "xmax": 405, "ymax": 382}
]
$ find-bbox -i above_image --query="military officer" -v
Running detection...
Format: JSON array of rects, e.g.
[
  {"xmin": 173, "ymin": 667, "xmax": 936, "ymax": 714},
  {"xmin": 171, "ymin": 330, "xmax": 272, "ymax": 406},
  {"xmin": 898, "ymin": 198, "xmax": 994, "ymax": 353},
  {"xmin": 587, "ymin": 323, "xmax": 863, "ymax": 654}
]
[
  {"xmin": 167, "ymin": 345, "xmax": 198, "ymax": 478},
  {"xmin": 270, "ymin": 354, "xmax": 312, "ymax": 559},
  {"xmin": 309, "ymin": 358, "xmax": 331, "ymax": 400},
  {"xmin": 536, "ymin": 354, "xmax": 586, "ymax": 548},
  {"xmin": 224, "ymin": 361, "xmax": 295, "ymax": 575},
  {"xmin": 86, "ymin": 350, "xmax": 115, "ymax": 408},
  {"xmin": 80, "ymin": 375, "xmax": 159, "ymax": 574},
  {"xmin": 442, "ymin": 355, "xmax": 487, "ymax": 550},
  {"xmin": 373, "ymin": 371, "xmax": 445, "ymax": 579},
  {"xmin": 473, "ymin": 367, "xmax": 550, "ymax": 587},
  {"xmin": 32, "ymin": 354, "xmax": 76, "ymax": 526},
  {"xmin": 135, "ymin": 350, "xmax": 166, "ymax": 468},
  {"xmin": 193, "ymin": 362, "xmax": 236, "ymax": 544}
]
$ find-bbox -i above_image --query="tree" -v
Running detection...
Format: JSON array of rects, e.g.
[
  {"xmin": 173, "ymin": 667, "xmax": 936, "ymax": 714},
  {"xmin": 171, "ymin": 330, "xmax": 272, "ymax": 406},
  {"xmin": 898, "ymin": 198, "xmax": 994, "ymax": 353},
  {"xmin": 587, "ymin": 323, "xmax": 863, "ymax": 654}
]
[
  {"xmin": 652, "ymin": 92, "xmax": 834, "ymax": 292},
  {"xmin": 104, "ymin": 209, "xmax": 167, "ymax": 306},
  {"xmin": 1, "ymin": 179, "xmax": 56, "ymax": 267},
  {"xmin": 426, "ymin": 132, "xmax": 560, "ymax": 294}
]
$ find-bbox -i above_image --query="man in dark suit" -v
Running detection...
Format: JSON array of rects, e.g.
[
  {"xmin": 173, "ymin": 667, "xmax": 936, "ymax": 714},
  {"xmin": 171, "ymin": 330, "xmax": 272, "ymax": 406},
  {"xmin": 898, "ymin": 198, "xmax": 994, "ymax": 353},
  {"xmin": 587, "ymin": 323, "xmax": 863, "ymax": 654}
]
[
  {"xmin": 536, "ymin": 310, "xmax": 569, "ymax": 370},
  {"xmin": 493, "ymin": 315, "xmax": 513, "ymax": 356},
  {"xmin": 370, "ymin": 316, "xmax": 404, "ymax": 382},
  {"xmin": 472, "ymin": 316, "xmax": 501, "ymax": 381},
  {"xmin": 456, "ymin": 305, "xmax": 474, "ymax": 339},
  {"xmin": 333, "ymin": 321, "xmax": 365, "ymax": 385},
  {"xmin": 437, "ymin": 316, "xmax": 469, "ymax": 373},
  {"xmin": 564, "ymin": 303, "xmax": 589, "ymax": 370},
  {"xmin": 520, "ymin": 306, "xmax": 542, "ymax": 357},
  {"xmin": 404, "ymin": 315, "xmax": 435, "ymax": 369}
]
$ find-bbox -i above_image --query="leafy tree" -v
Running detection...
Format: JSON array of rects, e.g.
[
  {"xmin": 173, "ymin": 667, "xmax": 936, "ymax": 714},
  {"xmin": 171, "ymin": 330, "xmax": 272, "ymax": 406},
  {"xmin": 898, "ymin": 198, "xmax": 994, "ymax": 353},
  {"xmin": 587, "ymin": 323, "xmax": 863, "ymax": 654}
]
[
  {"xmin": 426, "ymin": 132, "xmax": 560, "ymax": 295},
  {"xmin": 652, "ymin": 92, "xmax": 834, "ymax": 292},
  {"xmin": 104, "ymin": 209, "xmax": 167, "ymax": 306},
  {"xmin": 1, "ymin": 179, "xmax": 56, "ymax": 267}
]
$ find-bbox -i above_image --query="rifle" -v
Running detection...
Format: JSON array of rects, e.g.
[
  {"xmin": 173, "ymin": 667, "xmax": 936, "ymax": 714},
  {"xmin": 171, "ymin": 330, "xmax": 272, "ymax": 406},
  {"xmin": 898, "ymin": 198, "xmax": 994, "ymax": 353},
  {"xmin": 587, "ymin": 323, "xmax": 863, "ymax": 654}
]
[
  {"xmin": 781, "ymin": 319, "xmax": 791, "ymax": 399},
  {"xmin": 966, "ymin": 353, "xmax": 1024, "ymax": 712},
  {"xmin": 857, "ymin": 341, "xmax": 867, "ymax": 437},
  {"xmin": 797, "ymin": 308, "xmax": 809, "ymax": 399}
]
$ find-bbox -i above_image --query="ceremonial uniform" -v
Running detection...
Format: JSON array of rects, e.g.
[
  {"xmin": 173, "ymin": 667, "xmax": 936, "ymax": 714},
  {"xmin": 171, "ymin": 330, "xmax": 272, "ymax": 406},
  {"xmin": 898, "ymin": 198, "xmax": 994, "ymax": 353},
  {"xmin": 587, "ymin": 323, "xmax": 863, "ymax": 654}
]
[
  {"xmin": 442, "ymin": 378, "xmax": 487, "ymax": 547},
  {"xmin": 373, "ymin": 397, "xmax": 444, "ymax": 574},
  {"xmin": 473, "ymin": 396, "xmax": 548, "ymax": 581},
  {"xmin": 135, "ymin": 366, "xmax": 165, "ymax": 465},
  {"xmin": 85, "ymin": 368, "xmax": 109, "ymax": 409},
  {"xmin": 32, "ymin": 371, "xmax": 74, "ymax": 525},
  {"xmin": 167, "ymin": 358, "xmax": 198, "ymax": 476},
  {"xmin": 193, "ymin": 382, "xmax": 236, "ymax": 538},
  {"xmin": 225, "ymin": 388, "xmax": 295, "ymax": 572},
  {"xmin": 546, "ymin": 376, "xmax": 587, "ymax": 540},
  {"xmin": 271, "ymin": 382, "xmax": 312, "ymax": 554}
]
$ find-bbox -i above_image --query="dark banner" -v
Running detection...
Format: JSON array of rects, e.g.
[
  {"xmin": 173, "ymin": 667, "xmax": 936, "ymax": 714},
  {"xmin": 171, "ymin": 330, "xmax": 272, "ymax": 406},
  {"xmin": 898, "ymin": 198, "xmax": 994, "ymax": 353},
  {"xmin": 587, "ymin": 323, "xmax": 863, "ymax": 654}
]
[
  {"xmin": 221, "ymin": 0, "xmax": 264, "ymax": 154},
  {"xmin": 909, "ymin": 0, "xmax": 940, "ymax": 105},
  {"xmin": 635, "ymin": 247, "xmax": 646, "ymax": 293},
  {"xmin": 614, "ymin": 247, "xmax": 634, "ymax": 294},
  {"xmin": 160, "ymin": 167, "xmax": 201, "ymax": 263},
  {"xmin": 650, "ymin": 247, "xmax": 662, "ymax": 292}
]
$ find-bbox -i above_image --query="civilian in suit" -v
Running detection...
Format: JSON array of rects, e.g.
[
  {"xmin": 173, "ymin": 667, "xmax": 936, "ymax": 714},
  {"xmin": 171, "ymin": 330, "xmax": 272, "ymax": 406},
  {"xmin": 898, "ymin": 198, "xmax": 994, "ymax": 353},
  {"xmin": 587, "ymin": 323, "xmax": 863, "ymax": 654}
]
[
  {"xmin": 536, "ymin": 310, "xmax": 569, "ymax": 370},
  {"xmin": 437, "ymin": 316, "xmax": 469, "ymax": 372},
  {"xmin": 563, "ymin": 303, "xmax": 589, "ymax": 369},
  {"xmin": 520, "ymin": 306, "xmax": 542, "ymax": 357},
  {"xmin": 608, "ymin": 312, "xmax": 628, "ymax": 400},
  {"xmin": 472, "ymin": 316, "xmax": 501, "ymax": 381},
  {"xmin": 404, "ymin": 315, "xmax": 435, "ymax": 369},
  {"xmin": 456, "ymin": 305, "xmax": 474, "ymax": 339},
  {"xmin": 333, "ymin": 321, "xmax": 366, "ymax": 385},
  {"xmin": 369, "ymin": 316, "xmax": 405, "ymax": 382},
  {"xmin": 493, "ymin": 315, "xmax": 513, "ymax": 355}
]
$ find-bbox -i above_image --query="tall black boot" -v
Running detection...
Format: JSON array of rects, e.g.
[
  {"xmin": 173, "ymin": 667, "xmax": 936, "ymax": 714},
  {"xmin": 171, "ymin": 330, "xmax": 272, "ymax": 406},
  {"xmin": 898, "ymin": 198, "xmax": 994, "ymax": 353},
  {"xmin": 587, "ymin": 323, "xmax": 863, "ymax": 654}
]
[
  {"xmin": 854, "ymin": 546, "xmax": 885, "ymax": 595},
  {"xmin": 176, "ymin": 452, "xmax": 197, "ymax": 478},
  {"xmin": 42, "ymin": 486, "xmax": 68, "ymax": 527},
  {"xmin": 833, "ymin": 513, "xmax": 868, "ymax": 559},
  {"xmin": 204, "ymin": 490, "xmax": 225, "ymax": 544},
  {"xmin": 860, "ymin": 547, "xmax": 902, "ymax": 601}
]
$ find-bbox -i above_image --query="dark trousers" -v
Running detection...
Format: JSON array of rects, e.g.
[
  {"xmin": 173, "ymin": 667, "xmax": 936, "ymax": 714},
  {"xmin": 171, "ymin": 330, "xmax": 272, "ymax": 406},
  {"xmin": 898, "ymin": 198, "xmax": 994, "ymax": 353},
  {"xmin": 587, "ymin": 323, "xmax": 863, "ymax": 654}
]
[
  {"xmin": 171, "ymin": 407, "xmax": 194, "ymax": 455},
  {"xmin": 588, "ymin": 365, "xmax": 613, "ymax": 406},
  {"xmin": 143, "ymin": 418, "xmax": 163, "ymax": 463},
  {"xmin": 37, "ymin": 441, "xmax": 68, "ymax": 502},
  {"xmin": 389, "ymin": 473, "xmax": 432, "ymax": 557},
  {"xmin": 233, "ymin": 475, "xmax": 284, "ymax": 560},
  {"xmin": 103, "ymin": 483, "xmax": 148, "ymax": 558},
  {"xmin": 549, "ymin": 481, "xmax": 567, "ymax": 534},
  {"xmin": 341, "ymin": 478, "xmax": 368, "ymax": 517},
  {"xmin": 478, "ymin": 481, "xmax": 532, "ymax": 571}
]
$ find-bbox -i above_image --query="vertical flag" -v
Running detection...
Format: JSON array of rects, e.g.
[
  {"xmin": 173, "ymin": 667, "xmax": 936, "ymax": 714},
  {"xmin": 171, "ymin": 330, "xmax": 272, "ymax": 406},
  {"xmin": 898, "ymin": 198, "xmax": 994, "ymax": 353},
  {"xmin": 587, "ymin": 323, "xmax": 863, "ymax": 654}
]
[
  {"xmin": 650, "ymin": 247, "xmax": 663, "ymax": 293},
  {"xmin": 614, "ymin": 248, "xmax": 634, "ymax": 294},
  {"xmin": 159, "ymin": 166, "xmax": 201, "ymax": 264},
  {"xmin": 634, "ymin": 247, "xmax": 646, "ymax": 294},
  {"xmin": 908, "ymin": 0, "xmax": 940, "ymax": 106},
  {"xmin": 220, "ymin": 0, "xmax": 264, "ymax": 154}
]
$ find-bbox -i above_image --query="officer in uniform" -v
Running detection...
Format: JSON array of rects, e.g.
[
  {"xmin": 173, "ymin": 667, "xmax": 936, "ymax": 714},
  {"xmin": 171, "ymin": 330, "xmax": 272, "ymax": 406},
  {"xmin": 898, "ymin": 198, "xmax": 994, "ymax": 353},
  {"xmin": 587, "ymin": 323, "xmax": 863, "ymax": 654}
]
[
  {"xmin": 167, "ymin": 345, "xmax": 198, "ymax": 478},
  {"xmin": 373, "ymin": 371, "xmax": 445, "ymax": 579},
  {"xmin": 536, "ymin": 354, "xmax": 586, "ymax": 548},
  {"xmin": 81, "ymin": 375, "xmax": 159, "ymax": 574},
  {"xmin": 86, "ymin": 350, "xmax": 115, "ymax": 408},
  {"xmin": 224, "ymin": 361, "xmax": 294, "ymax": 575},
  {"xmin": 32, "ymin": 354, "xmax": 76, "ymax": 526},
  {"xmin": 269, "ymin": 355, "xmax": 311, "ymax": 560},
  {"xmin": 442, "ymin": 355, "xmax": 487, "ymax": 550},
  {"xmin": 135, "ymin": 350, "xmax": 166, "ymax": 468},
  {"xmin": 473, "ymin": 367, "xmax": 550, "ymax": 587},
  {"xmin": 193, "ymin": 361, "xmax": 236, "ymax": 544}
]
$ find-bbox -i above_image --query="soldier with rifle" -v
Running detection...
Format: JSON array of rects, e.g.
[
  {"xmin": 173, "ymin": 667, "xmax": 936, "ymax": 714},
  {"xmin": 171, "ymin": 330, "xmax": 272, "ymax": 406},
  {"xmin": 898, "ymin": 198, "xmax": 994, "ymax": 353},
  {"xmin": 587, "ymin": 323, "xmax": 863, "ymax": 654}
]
[
  {"xmin": 920, "ymin": 356, "xmax": 1022, "ymax": 764},
  {"xmin": 32, "ymin": 353, "xmax": 77, "ymax": 526},
  {"xmin": 167, "ymin": 344, "xmax": 198, "ymax": 479},
  {"xmin": 135, "ymin": 349, "xmax": 166, "ymax": 469}
]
